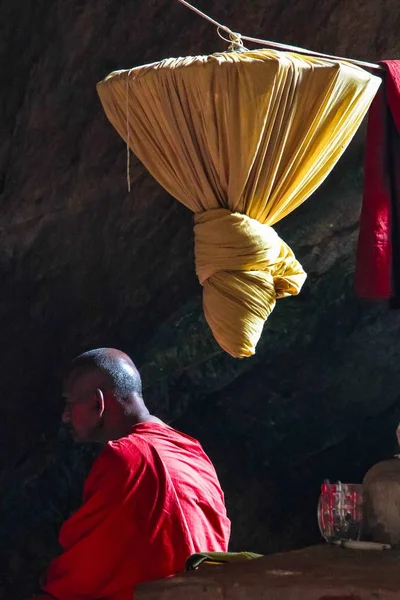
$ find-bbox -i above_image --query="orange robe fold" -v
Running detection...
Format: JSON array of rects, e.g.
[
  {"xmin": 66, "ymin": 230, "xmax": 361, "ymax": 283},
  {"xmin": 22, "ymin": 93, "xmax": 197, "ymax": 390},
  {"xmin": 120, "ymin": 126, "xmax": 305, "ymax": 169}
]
[{"xmin": 43, "ymin": 423, "xmax": 230, "ymax": 600}]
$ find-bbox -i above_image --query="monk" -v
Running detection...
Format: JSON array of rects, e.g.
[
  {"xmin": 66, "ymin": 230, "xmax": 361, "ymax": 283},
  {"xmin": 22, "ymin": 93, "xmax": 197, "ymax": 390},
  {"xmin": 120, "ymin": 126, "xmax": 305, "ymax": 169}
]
[{"xmin": 31, "ymin": 348, "xmax": 230, "ymax": 600}]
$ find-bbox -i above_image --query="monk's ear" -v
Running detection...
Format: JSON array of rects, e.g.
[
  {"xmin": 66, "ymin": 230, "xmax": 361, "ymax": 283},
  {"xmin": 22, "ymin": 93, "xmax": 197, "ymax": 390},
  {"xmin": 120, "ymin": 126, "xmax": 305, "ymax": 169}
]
[{"xmin": 94, "ymin": 389, "xmax": 105, "ymax": 417}]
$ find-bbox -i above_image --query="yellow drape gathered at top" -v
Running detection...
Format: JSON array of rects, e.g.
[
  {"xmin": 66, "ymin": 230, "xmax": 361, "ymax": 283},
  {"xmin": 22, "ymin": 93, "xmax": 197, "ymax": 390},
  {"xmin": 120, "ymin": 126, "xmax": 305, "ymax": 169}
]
[{"xmin": 97, "ymin": 49, "xmax": 380, "ymax": 358}]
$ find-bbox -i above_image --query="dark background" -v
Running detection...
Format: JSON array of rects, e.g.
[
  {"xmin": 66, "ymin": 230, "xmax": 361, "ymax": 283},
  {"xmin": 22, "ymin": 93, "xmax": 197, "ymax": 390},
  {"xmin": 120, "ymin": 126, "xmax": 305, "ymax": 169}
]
[{"xmin": 1, "ymin": 0, "xmax": 400, "ymax": 598}]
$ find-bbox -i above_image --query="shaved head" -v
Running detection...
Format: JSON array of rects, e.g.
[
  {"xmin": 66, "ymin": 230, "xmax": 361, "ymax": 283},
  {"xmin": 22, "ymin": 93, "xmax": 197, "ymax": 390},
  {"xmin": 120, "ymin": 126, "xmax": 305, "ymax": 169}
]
[
  {"xmin": 69, "ymin": 348, "xmax": 143, "ymax": 402},
  {"xmin": 62, "ymin": 348, "xmax": 154, "ymax": 443}
]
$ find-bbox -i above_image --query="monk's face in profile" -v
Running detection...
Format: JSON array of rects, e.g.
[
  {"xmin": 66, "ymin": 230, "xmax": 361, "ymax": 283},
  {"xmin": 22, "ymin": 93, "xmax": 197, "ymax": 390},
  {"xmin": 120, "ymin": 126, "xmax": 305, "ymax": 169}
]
[{"xmin": 61, "ymin": 370, "xmax": 104, "ymax": 443}]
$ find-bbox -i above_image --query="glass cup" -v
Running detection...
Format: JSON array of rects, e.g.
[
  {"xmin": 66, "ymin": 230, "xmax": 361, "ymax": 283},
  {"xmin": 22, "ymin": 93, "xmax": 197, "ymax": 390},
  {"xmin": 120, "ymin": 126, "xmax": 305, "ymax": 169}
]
[{"xmin": 318, "ymin": 480, "xmax": 363, "ymax": 542}]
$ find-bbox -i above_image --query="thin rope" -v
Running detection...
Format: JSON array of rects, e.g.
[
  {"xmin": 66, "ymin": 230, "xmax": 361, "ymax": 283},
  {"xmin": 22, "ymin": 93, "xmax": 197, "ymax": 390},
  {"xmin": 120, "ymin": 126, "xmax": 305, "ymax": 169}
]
[
  {"xmin": 176, "ymin": 0, "xmax": 384, "ymax": 73},
  {"xmin": 126, "ymin": 75, "xmax": 131, "ymax": 192},
  {"xmin": 177, "ymin": 0, "xmax": 247, "ymax": 53},
  {"xmin": 217, "ymin": 27, "xmax": 248, "ymax": 52}
]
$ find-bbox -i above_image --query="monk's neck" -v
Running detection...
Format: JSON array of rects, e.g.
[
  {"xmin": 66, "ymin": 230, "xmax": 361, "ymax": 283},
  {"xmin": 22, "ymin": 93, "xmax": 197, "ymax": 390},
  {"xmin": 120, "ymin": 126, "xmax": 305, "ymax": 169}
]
[{"xmin": 101, "ymin": 414, "xmax": 165, "ymax": 443}]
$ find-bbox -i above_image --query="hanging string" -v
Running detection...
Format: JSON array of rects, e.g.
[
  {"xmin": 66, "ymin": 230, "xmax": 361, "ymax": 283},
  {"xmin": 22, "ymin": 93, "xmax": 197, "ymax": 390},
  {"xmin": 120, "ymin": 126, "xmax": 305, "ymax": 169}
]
[
  {"xmin": 126, "ymin": 74, "xmax": 131, "ymax": 192},
  {"xmin": 176, "ymin": 0, "xmax": 384, "ymax": 73}
]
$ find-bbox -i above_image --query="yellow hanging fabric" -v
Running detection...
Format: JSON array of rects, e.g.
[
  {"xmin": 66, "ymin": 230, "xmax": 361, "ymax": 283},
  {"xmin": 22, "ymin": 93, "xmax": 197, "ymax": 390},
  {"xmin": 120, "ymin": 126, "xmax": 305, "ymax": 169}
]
[{"xmin": 97, "ymin": 49, "xmax": 380, "ymax": 358}]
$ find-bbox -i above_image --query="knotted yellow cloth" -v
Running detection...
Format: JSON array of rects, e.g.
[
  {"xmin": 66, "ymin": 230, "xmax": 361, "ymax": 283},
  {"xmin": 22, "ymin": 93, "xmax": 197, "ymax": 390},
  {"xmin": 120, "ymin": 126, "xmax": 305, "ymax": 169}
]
[
  {"xmin": 194, "ymin": 208, "xmax": 305, "ymax": 356},
  {"xmin": 97, "ymin": 49, "xmax": 380, "ymax": 358}
]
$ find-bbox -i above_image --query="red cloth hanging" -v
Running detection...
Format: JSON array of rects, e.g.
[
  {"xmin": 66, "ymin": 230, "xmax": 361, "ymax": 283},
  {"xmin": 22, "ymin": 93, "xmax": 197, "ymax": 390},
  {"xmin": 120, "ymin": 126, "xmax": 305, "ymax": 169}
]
[{"xmin": 355, "ymin": 60, "xmax": 400, "ymax": 301}]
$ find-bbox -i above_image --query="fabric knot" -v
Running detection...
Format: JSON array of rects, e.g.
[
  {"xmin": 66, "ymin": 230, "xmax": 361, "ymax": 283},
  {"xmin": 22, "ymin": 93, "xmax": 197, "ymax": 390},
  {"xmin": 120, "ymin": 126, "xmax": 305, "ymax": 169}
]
[{"xmin": 193, "ymin": 208, "xmax": 306, "ymax": 357}]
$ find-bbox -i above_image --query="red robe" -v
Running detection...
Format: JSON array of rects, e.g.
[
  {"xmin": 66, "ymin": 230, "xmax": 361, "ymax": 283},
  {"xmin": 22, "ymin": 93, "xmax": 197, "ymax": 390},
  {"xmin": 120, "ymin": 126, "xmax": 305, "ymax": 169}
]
[{"xmin": 43, "ymin": 423, "xmax": 230, "ymax": 600}]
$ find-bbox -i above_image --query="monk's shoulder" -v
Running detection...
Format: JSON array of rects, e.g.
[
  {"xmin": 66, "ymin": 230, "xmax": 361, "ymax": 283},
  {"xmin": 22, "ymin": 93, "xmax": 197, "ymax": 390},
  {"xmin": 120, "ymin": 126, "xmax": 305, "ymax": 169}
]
[
  {"xmin": 106, "ymin": 435, "xmax": 145, "ymax": 461},
  {"xmin": 91, "ymin": 436, "xmax": 146, "ymax": 482}
]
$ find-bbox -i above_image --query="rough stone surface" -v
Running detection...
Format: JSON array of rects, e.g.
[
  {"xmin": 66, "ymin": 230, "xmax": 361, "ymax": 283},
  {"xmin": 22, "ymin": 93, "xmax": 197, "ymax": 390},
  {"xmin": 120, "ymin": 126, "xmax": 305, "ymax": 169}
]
[
  {"xmin": 1, "ymin": 1, "xmax": 400, "ymax": 598},
  {"xmin": 136, "ymin": 545, "xmax": 400, "ymax": 600}
]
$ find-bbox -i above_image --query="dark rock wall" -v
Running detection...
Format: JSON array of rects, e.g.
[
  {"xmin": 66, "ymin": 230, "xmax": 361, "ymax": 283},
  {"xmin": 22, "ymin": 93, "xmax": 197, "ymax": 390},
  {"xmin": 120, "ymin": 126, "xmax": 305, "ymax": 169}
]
[{"xmin": 1, "ymin": 0, "xmax": 400, "ymax": 598}]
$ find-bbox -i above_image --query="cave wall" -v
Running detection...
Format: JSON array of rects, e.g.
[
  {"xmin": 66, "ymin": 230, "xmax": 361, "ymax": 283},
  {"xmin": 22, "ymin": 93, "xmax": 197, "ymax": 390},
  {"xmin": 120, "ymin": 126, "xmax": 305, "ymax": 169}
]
[{"xmin": 1, "ymin": 0, "xmax": 400, "ymax": 598}]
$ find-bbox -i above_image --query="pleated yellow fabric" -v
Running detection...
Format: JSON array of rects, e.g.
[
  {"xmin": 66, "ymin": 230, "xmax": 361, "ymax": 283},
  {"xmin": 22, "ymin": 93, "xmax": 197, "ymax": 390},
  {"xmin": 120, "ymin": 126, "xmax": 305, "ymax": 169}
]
[{"xmin": 97, "ymin": 49, "xmax": 380, "ymax": 358}]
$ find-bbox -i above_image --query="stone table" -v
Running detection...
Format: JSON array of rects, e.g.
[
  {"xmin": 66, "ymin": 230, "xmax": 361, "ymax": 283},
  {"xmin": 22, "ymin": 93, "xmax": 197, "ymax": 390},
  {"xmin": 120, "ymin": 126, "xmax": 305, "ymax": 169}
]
[{"xmin": 135, "ymin": 545, "xmax": 400, "ymax": 600}]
